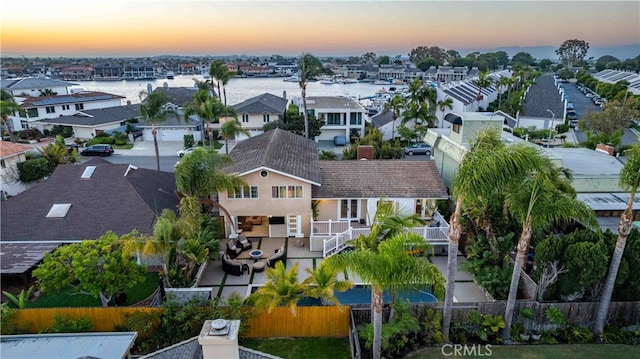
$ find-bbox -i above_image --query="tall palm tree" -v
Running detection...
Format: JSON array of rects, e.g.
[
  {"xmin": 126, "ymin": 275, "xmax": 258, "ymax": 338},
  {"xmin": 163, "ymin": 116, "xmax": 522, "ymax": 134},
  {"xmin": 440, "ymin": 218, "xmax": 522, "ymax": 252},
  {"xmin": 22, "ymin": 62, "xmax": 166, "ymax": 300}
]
[
  {"xmin": 383, "ymin": 93, "xmax": 407, "ymax": 141},
  {"xmin": 174, "ymin": 146, "xmax": 245, "ymax": 235},
  {"xmin": 403, "ymin": 78, "xmax": 437, "ymax": 129},
  {"xmin": 472, "ymin": 71, "xmax": 492, "ymax": 111},
  {"xmin": 1, "ymin": 89, "xmax": 20, "ymax": 142},
  {"xmin": 209, "ymin": 60, "xmax": 234, "ymax": 105},
  {"xmin": 183, "ymin": 89, "xmax": 213, "ymax": 146},
  {"xmin": 442, "ymin": 130, "xmax": 544, "ymax": 341},
  {"xmin": 325, "ymin": 200, "xmax": 445, "ymax": 359},
  {"xmin": 594, "ymin": 142, "xmax": 640, "ymax": 338},
  {"xmin": 497, "ymin": 76, "xmax": 511, "ymax": 109},
  {"xmin": 139, "ymin": 90, "xmax": 172, "ymax": 171},
  {"xmin": 502, "ymin": 159, "xmax": 596, "ymax": 341},
  {"xmin": 221, "ymin": 117, "xmax": 248, "ymax": 155},
  {"xmin": 298, "ymin": 53, "xmax": 323, "ymax": 139},
  {"xmin": 437, "ymin": 97, "xmax": 454, "ymax": 128}
]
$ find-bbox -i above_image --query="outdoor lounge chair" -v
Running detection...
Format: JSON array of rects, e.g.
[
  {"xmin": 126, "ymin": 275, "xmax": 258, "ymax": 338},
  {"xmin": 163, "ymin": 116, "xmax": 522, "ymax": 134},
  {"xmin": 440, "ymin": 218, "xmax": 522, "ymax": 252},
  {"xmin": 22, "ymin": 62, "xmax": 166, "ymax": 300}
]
[
  {"xmin": 226, "ymin": 240, "xmax": 242, "ymax": 258},
  {"xmin": 266, "ymin": 246, "xmax": 287, "ymax": 268},
  {"xmin": 237, "ymin": 234, "xmax": 252, "ymax": 251},
  {"xmin": 222, "ymin": 254, "xmax": 249, "ymax": 276}
]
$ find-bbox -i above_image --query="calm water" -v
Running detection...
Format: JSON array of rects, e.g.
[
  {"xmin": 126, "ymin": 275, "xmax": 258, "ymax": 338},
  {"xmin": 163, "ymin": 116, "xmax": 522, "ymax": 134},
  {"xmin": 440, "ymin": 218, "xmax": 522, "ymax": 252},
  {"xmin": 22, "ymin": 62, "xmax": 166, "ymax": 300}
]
[{"xmin": 71, "ymin": 76, "xmax": 397, "ymax": 105}]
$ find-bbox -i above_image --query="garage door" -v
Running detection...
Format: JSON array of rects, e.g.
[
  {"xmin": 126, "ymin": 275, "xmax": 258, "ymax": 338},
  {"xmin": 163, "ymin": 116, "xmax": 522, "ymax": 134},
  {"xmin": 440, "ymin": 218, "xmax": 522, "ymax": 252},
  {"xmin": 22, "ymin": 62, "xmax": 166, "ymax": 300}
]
[{"xmin": 160, "ymin": 128, "xmax": 187, "ymax": 141}]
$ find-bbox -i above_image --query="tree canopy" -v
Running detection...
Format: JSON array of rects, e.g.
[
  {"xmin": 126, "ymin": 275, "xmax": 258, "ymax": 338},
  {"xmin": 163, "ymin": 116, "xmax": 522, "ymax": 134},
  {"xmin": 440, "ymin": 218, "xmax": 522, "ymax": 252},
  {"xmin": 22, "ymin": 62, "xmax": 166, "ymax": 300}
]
[{"xmin": 556, "ymin": 39, "xmax": 590, "ymax": 68}]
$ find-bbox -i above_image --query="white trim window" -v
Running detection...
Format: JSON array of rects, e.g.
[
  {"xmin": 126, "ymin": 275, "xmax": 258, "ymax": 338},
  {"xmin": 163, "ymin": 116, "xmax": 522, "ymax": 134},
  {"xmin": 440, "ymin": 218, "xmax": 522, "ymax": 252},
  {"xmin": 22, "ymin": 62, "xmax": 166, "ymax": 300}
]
[
  {"xmin": 271, "ymin": 185, "xmax": 302, "ymax": 198},
  {"xmin": 242, "ymin": 114, "xmax": 249, "ymax": 123},
  {"xmin": 263, "ymin": 114, "xmax": 270, "ymax": 123},
  {"xmin": 228, "ymin": 185, "xmax": 258, "ymax": 199}
]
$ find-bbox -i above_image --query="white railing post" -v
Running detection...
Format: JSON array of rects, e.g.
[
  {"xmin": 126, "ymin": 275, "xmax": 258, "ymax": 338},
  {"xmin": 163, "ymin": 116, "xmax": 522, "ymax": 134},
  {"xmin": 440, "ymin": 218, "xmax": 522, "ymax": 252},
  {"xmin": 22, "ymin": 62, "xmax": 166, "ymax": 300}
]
[{"xmin": 328, "ymin": 219, "xmax": 333, "ymax": 234}]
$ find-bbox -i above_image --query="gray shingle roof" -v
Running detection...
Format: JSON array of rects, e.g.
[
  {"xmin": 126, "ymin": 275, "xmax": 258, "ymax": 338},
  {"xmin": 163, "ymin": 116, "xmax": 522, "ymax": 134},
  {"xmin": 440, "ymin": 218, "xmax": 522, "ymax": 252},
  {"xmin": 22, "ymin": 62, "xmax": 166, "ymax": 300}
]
[
  {"xmin": 0, "ymin": 158, "xmax": 179, "ymax": 242},
  {"xmin": 232, "ymin": 93, "xmax": 287, "ymax": 115},
  {"xmin": 152, "ymin": 87, "xmax": 199, "ymax": 107},
  {"xmin": 39, "ymin": 104, "xmax": 141, "ymax": 126},
  {"xmin": 313, "ymin": 160, "xmax": 448, "ymax": 199},
  {"xmin": 1, "ymin": 77, "xmax": 78, "ymax": 91},
  {"xmin": 226, "ymin": 129, "xmax": 321, "ymax": 185},
  {"xmin": 370, "ymin": 109, "xmax": 394, "ymax": 128},
  {"xmin": 140, "ymin": 337, "xmax": 281, "ymax": 359},
  {"xmin": 19, "ymin": 91, "xmax": 125, "ymax": 108}
]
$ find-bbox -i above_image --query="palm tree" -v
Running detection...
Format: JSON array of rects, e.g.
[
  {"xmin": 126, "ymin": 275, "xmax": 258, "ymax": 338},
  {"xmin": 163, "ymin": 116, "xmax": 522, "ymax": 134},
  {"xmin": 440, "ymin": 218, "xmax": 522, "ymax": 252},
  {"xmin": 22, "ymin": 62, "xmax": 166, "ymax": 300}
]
[
  {"xmin": 593, "ymin": 142, "xmax": 640, "ymax": 338},
  {"xmin": 1, "ymin": 89, "xmax": 20, "ymax": 142},
  {"xmin": 183, "ymin": 89, "xmax": 213, "ymax": 146},
  {"xmin": 472, "ymin": 71, "xmax": 492, "ymax": 111},
  {"xmin": 139, "ymin": 90, "xmax": 172, "ymax": 171},
  {"xmin": 403, "ymin": 78, "xmax": 437, "ymax": 129},
  {"xmin": 325, "ymin": 200, "xmax": 445, "ymax": 359},
  {"xmin": 383, "ymin": 93, "xmax": 407, "ymax": 141},
  {"xmin": 209, "ymin": 60, "xmax": 234, "ymax": 105},
  {"xmin": 173, "ymin": 146, "xmax": 245, "ymax": 235},
  {"xmin": 220, "ymin": 117, "xmax": 248, "ymax": 155},
  {"xmin": 437, "ymin": 97, "xmax": 454, "ymax": 128},
  {"xmin": 497, "ymin": 76, "xmax": 511, "ymax": 109},
  {"xmin": 303, "ymin": 261, "xmax": 354, "ymax": 307},
  {"xmin": 501, "ymin": 159, "xmax": 596, "ymax": 341},
  {"xmin": 251, "ymin": 261, "xmax": 306, "ymax": 316},
  {"xmin": 442, "ymin": 130, "xmax": 545, "ymax": 341},
  {"xmin": 298, "ymin": 53, "xmax": 323, "ymax": 139}
]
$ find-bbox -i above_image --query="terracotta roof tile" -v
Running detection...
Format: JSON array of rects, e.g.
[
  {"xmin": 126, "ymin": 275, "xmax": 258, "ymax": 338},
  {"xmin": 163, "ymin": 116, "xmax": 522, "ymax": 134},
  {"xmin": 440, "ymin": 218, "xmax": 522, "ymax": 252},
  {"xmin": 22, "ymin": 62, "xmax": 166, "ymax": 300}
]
[{"xmin": 0, "ymin": 141, "xmax": 32, "ymax": 159}]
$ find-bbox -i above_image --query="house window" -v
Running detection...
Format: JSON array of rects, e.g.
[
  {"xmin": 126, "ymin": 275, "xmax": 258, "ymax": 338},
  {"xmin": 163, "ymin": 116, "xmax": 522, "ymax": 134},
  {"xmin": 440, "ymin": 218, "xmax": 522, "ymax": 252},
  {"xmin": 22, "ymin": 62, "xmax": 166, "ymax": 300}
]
[
  {"xmin": 45, "ymin": 106, "xmax": 55, "ymax": 114},
  {"xmin": 263, "ymin": 114, "xmax": 270, "ymax": 123},
  {"xmin": 326, "ymin": 113, "xmax": 345, "ymax": 125},
  {"xmin": 62, "ymin": 104, "xmax": 70, "ymax": 110},
  {"xmin": 350, "ymin": 112, "xmax": 362, "ymax": 125},
  {"xmin": 0, "ymin": 159, "xmax": 5, "ymax": 169},
  {"xmin": 271, "ymin": 185, "xmax": 303, "ymax": 198},
  {"xmin": 228, "ymin": 185, "xmax": 258, "ymax": 199},
  {"xmin": 242, "ymin": 114, "xmax": 249, "ymax": 123},
  {"xmin": 452, "ymin": 123, "xmax": 461, "ymax": 134},
  {"xmin": 306, "ymin": 109, "xmax": 315, "ymax": 117},
  {"xmin": 75, "ymin": 103, "xmax": 84, "ymax": 110}
]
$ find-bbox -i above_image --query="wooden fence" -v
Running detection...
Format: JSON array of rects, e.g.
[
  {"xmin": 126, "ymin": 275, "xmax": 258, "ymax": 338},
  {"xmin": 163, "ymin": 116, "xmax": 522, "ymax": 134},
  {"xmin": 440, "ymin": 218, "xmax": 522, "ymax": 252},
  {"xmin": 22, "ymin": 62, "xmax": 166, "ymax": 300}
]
[{"xmin": 12, "ymin": 305, "xmax": 350, "ymax": 338}]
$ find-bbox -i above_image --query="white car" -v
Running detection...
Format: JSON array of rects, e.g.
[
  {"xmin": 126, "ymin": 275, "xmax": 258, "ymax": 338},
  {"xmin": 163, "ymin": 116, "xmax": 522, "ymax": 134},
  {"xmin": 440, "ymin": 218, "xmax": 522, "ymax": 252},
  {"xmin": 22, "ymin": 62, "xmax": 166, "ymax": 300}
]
[{"xmin": 177, "ymin": 147, "xmax": 195, "ymax": 157}]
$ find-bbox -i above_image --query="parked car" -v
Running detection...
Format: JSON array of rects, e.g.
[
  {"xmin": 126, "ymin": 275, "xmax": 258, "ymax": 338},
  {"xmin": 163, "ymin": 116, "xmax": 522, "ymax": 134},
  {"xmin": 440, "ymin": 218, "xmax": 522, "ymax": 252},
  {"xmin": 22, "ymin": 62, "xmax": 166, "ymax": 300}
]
[
  {"xmin": 177, "ymin": 147, "xmax": 196, "ymax": 157},
  {"xmin": 567, "ymin": 111, "xmax": 578, "ymax": 121},
  {"xmin": 567, "ymin": 102, "xmax": 574, "ymax": 110},
  {"xmin": 80, "ymin": 144, "xmax": 114, "ymax": 156},
  {"xmin": 403, "ymin": 142, "xmax": 432, "ymax": 156}
]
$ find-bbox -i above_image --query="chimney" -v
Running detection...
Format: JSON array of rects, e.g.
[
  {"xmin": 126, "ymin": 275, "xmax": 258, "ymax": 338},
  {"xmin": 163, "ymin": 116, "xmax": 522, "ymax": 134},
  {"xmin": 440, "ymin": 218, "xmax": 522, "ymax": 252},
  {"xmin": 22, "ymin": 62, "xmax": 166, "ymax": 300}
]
[
  {"xmin": 595, "ymin": 143, "xmax": 615, "ymax": 156},
  {"xmin": 357, "ymin": 145, "xmax": 375, "ymax": 160},
  {"xmin": 199, "ymin": 319, "xmax": 240, "ymax": 359}
]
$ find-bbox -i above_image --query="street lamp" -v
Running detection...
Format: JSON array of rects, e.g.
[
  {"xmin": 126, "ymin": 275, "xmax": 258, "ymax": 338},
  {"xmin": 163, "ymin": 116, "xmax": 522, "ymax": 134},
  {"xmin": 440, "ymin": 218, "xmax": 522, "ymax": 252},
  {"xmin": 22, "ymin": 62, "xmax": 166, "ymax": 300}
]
[{"xmin": 546, "ymin": 109, "xmax": 555, "ymax": 148}]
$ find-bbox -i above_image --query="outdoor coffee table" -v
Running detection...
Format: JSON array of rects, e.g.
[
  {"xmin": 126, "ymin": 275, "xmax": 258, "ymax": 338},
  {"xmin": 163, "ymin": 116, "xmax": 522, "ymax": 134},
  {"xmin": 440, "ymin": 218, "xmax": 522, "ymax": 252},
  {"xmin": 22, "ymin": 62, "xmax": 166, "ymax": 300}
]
[{"xmin": 250, "ymin": 250, "xmax": 263, "ymax": 261}]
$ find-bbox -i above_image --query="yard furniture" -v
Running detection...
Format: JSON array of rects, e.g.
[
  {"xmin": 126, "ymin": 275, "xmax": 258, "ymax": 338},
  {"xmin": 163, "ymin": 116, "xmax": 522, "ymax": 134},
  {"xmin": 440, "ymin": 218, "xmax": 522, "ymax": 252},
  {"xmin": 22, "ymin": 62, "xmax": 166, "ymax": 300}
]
[
  {"xmin": 266, "ymin": 246, "xmax": 287, "ymax": 268},
  {"xmin": 252, "ymin": 261, "xmax": 266, "ymax": 273},
  {"xmin": 222, "ymin": 254, "xmax": 249, "ymax": 276},
  {"xmin": 237, "ymin": 234, "xmax": 252, "ymax": 251},
  {"xmin": 250, "ymin": 249, "xmax": 263, "ymax": 261},
  {"xmin": 226, "ymin": 240, "xmax": 242, "ymax": 258}
]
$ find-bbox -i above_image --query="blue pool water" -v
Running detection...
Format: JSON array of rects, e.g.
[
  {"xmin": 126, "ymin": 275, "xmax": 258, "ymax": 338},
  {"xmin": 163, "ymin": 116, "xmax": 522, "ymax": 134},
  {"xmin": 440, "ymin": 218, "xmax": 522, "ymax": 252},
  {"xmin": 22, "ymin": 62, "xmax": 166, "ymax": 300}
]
[{"xmin": 296, "ymin": 286, "xmax": 437, "ymax": 306}]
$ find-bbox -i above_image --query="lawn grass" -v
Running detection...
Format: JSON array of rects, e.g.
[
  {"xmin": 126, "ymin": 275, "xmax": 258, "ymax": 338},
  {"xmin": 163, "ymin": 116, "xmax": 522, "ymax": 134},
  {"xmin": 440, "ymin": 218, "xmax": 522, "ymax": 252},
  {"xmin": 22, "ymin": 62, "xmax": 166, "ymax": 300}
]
[
  {"xmin": 407, "ymin": 344, "xmax": 638, "ymax": 359},
  {"xmin": 113, "ymin": 143, "xmax": 134, "ymax": 150},
  {"xmin": 239, "ymin": 337, "xmax": 351, "ymax": 359},
  {"xmin": 29, "ymin": 272, "xmax": 158, "ymax": 308}
]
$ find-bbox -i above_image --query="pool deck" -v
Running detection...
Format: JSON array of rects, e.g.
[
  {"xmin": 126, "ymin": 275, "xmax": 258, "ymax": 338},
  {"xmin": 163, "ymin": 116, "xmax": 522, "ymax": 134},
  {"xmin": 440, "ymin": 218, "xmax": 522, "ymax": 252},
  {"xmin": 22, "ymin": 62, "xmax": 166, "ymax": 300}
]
[{"xmin": 198, "ymin": 237, "xmax": 490, "ymax": 304}]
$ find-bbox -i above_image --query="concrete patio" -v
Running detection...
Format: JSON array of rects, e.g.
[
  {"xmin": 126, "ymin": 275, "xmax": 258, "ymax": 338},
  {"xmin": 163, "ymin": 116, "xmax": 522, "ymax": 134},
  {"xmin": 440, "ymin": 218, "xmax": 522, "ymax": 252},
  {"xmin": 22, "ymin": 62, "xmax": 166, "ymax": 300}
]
[{"xmin": 198, "ymin": 237, "xmax": 491, "ymax": 304}]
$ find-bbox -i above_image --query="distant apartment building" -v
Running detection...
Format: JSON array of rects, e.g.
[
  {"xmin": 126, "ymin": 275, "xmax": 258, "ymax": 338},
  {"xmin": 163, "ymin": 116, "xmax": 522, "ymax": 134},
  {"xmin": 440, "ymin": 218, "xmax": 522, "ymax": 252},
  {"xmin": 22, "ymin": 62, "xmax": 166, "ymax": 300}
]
[
  {"xmin": 93, "ymin": 63, "xmax": 122, "ymax": 80},
  {"xmin": 123, "ymin": 63, "xmax": 156, "ymax": 80},
  {"xmin": 60, "ymin": 65, "xmax": 93, "ymax": 81}
]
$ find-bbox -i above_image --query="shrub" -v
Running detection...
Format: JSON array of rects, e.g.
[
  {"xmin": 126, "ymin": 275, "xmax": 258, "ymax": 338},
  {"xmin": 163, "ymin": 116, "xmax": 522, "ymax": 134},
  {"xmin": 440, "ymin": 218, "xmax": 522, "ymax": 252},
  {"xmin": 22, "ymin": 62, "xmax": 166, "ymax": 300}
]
[
  {"xmin": 40, "ymin": 314, "xmax": 93, "ymax": 334},
  {"xmin": 17, "ymin": 157, "xmax": 54, "ymax": 182},
  {"xmin": 183, "ymin": 134, "xmax": 195, "ymax": 149},
  {"xmin": 87, "ymin": 136, "xmax": 115, "ymax": 146}
]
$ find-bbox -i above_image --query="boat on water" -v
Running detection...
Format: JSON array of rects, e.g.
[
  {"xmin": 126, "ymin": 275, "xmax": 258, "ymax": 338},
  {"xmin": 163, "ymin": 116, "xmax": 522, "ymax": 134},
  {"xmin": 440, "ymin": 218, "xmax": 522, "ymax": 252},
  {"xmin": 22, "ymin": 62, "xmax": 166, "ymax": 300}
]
[
  {"xmin": 202, "ymin": 71, "xmax": 210, "ymax": 79},
  {"xmin": 319, "ymin": 76, "xmax": 335, "ymax": 85},
  {"xmin": 283, "ymin": 75, "xmax": 299, "ymax": 82},
  {"xmin": 166, "ymin": 71, "xmax": 175, "ymax": 79}
]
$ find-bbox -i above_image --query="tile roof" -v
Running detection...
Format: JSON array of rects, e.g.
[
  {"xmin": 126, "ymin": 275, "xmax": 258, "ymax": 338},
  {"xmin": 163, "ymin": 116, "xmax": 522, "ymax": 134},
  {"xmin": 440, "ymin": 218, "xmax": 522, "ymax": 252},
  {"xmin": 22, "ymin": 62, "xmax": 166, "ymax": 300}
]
[
  {"xmin": 0, "ymin": 158, "xmax": 179, "ymax": 242},
  {"xmin": 38, "ymin": 104, "xmax": 141, "ymax": 126},
  {"xmin": 226, "ymin": 129, "xmax": 322, "ymax": 185},
  {"xmin": 19, "ymin": 91, "xmax": 124, "ymax": 107},
  {"xmin": 305, "ymin": 96, "xmax": 364, "ymax": 110},
  {"xmin": 0, "ymin": 141, "xmax": 32, "ymax": 159},
  {"xmin": 232, "ymin": 93, "xmax": 287, "ymax": 114},
  {"xmin": 152, "ymin": 86, "xmax": 200, "ymax": 107},
  {"xmin": 370, "ymin": 109, "xmax": 395, "ymax": 128},
  {"xmin": 312, "ymin": 160, "xmax": 448, "ymax": 199},
  {"xmin": 140, "ymin": 337, "xmax": 281, "ymax": 359}
]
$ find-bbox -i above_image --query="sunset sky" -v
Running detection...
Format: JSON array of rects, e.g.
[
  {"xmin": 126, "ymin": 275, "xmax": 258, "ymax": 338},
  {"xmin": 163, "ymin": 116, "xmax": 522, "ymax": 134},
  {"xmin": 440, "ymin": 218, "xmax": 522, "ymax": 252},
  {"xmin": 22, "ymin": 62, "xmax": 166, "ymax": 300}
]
[{"xmin": 2, "ymin": 1, "xmax": 639, "ymax": 57}]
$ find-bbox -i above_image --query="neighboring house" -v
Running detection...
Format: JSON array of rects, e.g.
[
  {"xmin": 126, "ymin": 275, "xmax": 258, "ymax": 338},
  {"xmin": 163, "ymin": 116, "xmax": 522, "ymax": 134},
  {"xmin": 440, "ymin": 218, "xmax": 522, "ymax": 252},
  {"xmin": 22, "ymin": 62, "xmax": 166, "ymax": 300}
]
[
  {"xmin": 60, "ymin": 65, "xmax": 93, "ymax": 81},
  {"xmin": 0, "ymin": 332, "xmax": 138, "ymax": 359},
  {"xmin": 11, "ymin": 91, "xmax": 125, "ymax": 132},
  {"xmin": 1, "ymin": 158, "xmax": 179, "ymax": 243},
  {"xmin": 291, "ymin": 96, "xmax": 366, "ymax": 142},
  {"xmin": 593, "ymin": 69, "xmax": 640, "ymax": 95},
  {"xmin": 1, "ymin": 77, "xmax": 77, "ymax": 97},
  {"xmin": 378, "ymin": 64, "xmax": 406, "ymax": 80},
  {"xmin": 219, "ymin": 129, "xmax": 450, "ymax": 256},
  {"xmin": 216, "ymin": 93, "xmax": 287, "ymax": 140},
  {"xmin": 38, "ymin": 104, "xmax": 142, "ymax": 140},
  {"xmin": 369, "ymin": 108, "xmax": 403, "ymax": 141},
  {"xmin": 138, "ymin": 84, "xmax": 202, "ymax": 142},
  {"xmin": 123, "ymin": 63, "xmax": 157, "ymax": 80},
  {"xmin": 0, "ymin": 141, "xmax": 34, "ymax": 198},
  {"xmin": 94, "ymin": 63, "xmax": 123, "ymax": 80},
  {"xmin": 424, "ymin": 112, "xmax": 635, "ymax": 231}
]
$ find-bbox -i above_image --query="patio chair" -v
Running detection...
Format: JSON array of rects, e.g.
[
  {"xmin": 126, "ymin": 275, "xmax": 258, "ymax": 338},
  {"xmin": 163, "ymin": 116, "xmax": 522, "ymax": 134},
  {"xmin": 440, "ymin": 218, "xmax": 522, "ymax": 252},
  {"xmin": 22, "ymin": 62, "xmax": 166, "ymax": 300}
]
[
  {"xmin": 237, "ymin": 234, "xmax": 252, "ymax": 251},
  {"xmin": 266, "ymin": 246, "xmax": 287, "ymax": 268},
  {"xmin": 222, "ymin": 254, "xmax": 249, "ymax": 276},
  {"xmin": 226, "ymin": 239, "xmax": 242, "ymax": 258}
]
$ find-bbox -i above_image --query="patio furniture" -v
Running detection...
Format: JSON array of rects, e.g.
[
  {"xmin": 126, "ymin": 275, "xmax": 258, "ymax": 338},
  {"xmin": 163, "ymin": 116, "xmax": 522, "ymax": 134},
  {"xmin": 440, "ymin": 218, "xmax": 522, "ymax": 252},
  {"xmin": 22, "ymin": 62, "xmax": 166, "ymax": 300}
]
[
  {"xmin": 222, "ymin": 254, "xmax": 249, "ymax": 276},
  {"xmin": 226, "ymin": 240, "xmax": 242, "ymax": 258},
  {"xmin": 237, "ymin": 234, "xmax": 252, "ymax": 251},
  {"xmin": 250, "ymin": 249, "xmax": 263, "ymax": 261},
  {"xmin": 240, "ymin": 221, "xmax": 253, "ymax": 231},
  {"xmin": 266, "ymin": 246, "xmax": 287, "ymax": 268},
  {"xmin": 251, "ymin": 216, "xmax": 262, "ymax": 225},
  {"xmin": 252, "ymin": 261, "xmax": 266, "ymax": 273}
]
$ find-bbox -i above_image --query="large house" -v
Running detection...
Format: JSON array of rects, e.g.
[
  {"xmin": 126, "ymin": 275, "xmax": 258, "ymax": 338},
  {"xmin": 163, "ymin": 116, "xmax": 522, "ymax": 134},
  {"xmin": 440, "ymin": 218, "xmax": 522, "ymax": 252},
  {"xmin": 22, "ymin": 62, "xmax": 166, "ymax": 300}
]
[
  {"xmin": 0, "ymin": 158, "xmax": 180, "ymax": 280},
  {"xmin": 219, "ymin": 129, "xmax": 449, "ymax": 256},
  {"xmin": 38, "ymin": 104, "xmax": 141, "ymax": 140},
  {"xmin": 215, "ymin": 93, "xmax": 288, "ymax": 140},
  {"xmin": 291, "ymin": 96, "xmax": 367, "ymax": 143},
  {"xmin": 0, "ymin": 141, "xmax": 34, "ymax": 198},
  {"xmin": 138, "ymin": 84, "xmax": 202, "ymax": 142}
]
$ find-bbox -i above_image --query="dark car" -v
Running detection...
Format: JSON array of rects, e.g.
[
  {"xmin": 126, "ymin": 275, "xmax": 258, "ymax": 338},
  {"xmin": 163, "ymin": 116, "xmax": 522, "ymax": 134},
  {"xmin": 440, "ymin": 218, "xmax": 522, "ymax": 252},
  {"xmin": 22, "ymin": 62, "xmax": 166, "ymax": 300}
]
[
  {"xmin": 567, "ymin": 110, "xmax": 578, "ymax": 121},
  {"xmin": 403, "ymin": 142, "xmax": 432, "ymax": 156},
  {"xmin": 81, "ymin": 144, "xmax": 114, "ymax": 156}
]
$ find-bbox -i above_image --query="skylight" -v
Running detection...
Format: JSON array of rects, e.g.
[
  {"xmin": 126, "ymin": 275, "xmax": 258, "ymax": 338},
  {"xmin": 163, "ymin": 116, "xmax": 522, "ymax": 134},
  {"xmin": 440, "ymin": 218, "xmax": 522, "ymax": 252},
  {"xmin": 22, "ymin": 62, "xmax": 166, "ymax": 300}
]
[
  {"xmin": 81, "ymin": 166, "xmax": 96, "ymax": 179},
  {"xmin": 46, "ymin": 204, "xmax": 72, "ymax": 218}
]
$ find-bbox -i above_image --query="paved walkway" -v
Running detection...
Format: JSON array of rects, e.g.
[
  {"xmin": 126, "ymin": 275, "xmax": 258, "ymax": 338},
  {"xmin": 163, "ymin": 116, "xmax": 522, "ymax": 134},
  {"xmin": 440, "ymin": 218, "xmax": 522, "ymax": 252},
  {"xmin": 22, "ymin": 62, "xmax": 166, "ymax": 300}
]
[{"xmin": 198, "ymin": 237, "xmax": 490, "ymax": 303}]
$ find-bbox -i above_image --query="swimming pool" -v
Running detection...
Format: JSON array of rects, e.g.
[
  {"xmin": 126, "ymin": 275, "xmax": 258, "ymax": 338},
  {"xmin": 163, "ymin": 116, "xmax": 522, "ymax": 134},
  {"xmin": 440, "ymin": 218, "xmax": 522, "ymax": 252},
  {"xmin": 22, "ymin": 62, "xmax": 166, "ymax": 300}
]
[{"xmin": 250, "ymin": 285, "xmax": 437, "ymax": 305}]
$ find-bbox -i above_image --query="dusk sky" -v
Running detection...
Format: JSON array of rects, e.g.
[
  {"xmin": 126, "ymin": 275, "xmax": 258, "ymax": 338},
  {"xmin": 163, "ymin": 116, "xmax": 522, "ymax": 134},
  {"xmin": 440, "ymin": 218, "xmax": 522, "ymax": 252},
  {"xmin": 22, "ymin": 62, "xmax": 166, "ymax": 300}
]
[{"xmin": 2, "ymin": 1, "xmax": 639, "ymax": 58}]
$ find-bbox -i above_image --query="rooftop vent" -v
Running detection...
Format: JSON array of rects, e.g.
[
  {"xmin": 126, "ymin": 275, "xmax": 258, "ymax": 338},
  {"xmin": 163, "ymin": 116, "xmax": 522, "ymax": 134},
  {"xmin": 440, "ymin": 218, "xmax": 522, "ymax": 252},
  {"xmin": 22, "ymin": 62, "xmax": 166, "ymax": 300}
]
[
  {"xmin": 46, "ymin": 203, "xmax": 72, "ymax": 218},
  {"xmin": 81, "ymin": 166, "xmax": 96, "ymax": 179}
]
